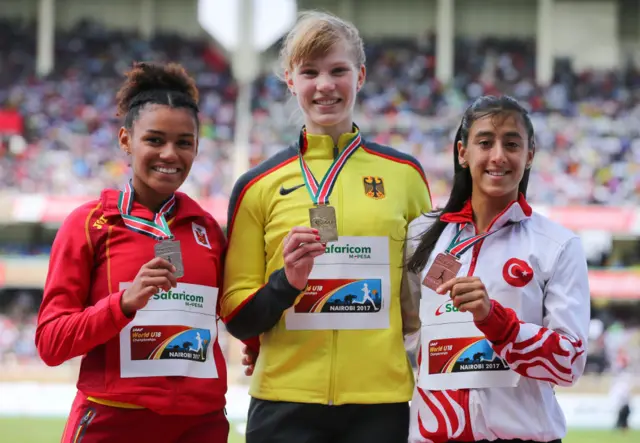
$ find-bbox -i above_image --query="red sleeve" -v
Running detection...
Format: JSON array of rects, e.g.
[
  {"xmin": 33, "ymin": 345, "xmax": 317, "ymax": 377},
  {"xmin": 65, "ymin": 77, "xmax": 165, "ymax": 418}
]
[
  {"xmin": 474, "ymin": 238, "xmax": 589, "ymax": 387},
  {"xmin": 475, "ymin": 300, "xmax": 586, "ymax": 386},
  {"xmin": 35, "ymin": 203, "xmax": 133, "ymax": 367},
  {"xmin": 242, "ymin": 337, "xmax": 261, "ymax": 354}
]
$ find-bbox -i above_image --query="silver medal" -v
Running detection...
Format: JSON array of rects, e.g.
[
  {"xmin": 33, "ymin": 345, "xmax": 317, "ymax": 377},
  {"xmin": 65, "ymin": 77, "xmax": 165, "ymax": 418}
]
[{"xmin": 154, "ymin": 240, "xmax": 184, "ymax": 278}]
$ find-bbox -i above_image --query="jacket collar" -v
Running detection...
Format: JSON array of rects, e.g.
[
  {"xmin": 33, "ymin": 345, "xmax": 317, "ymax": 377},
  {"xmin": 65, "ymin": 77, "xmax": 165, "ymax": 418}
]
[
  {"xmin": 440, "ymin": 192, "xmax": 532, "ymax": 230},
  {"xmin": 298, "ymin": 124, "xmax": 360, "ymax": 159},
  {"xmin": 100, "ymin": 188, "xmax": 206, "ymax": 221}
]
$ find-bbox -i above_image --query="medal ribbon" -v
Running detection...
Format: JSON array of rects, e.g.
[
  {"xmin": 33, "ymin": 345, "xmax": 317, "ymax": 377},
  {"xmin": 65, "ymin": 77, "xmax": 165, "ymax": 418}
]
[
  {"xmin": 299, "ymin": 132, "xmax": 362, "ymax": 205},
  {"xmin": 445, "ymin": 223, "xmax": 509, "ymax": 259},
  {"xmin": 117, "ymin": 180, "xmax": 175, "ymax": 241}
]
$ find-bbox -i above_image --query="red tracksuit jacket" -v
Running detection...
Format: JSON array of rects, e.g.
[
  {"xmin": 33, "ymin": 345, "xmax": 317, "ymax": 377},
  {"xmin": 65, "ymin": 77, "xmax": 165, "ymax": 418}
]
[{"xmin": 35, "ymin": 189, "xmax": 227, "ymax": 415}]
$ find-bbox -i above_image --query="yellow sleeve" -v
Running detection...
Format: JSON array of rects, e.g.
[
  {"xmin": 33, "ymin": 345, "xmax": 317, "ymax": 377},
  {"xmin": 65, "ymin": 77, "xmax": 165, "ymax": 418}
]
[
  {"xmin": 401, "ymin": 161, "xmax": 432, "ymax": 342},
  {"xmin": 220, "ymin": 179, "xmax": 266, "ymax": 320},
  {"xmin": 406, "ymin": 162, "xmax": 432, "ymax": 223}
]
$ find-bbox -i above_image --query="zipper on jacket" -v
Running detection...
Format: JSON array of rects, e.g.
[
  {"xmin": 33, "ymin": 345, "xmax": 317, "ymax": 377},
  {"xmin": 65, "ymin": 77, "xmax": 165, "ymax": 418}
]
[
  {"xmin": 328, "ymin": 330, "xmax": 338, "ymax": 405},
  {"xmin": 467, "ymin": 240, "xmax": 484, "ymax": 276},
  {"xmin": 72, "ymin": 407, "xmax": 96, "ymax": 443},
  {"xmin": 467, "ymin": 216, "xmax": 508, "ymax": 276},
  {"xmin": 327, "ymin": 151, "xmax": 342, "ymax": 405}
]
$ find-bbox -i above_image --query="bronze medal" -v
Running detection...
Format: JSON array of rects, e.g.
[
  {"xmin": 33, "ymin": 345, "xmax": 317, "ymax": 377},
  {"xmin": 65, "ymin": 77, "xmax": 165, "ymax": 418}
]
[{"xmin": 422, "ymin": 253, "xmax": 461, "ymax": 291}]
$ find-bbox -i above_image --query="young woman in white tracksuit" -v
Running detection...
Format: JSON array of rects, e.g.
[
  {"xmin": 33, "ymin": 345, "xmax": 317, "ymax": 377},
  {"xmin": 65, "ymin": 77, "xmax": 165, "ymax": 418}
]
[{"xmin": 403, "ymin": 95, "xmax": 590, "ymax": 443}]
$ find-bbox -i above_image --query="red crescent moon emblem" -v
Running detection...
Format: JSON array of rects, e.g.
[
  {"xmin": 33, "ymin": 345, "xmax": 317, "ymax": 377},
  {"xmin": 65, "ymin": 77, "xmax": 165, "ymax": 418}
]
[{"xmin": 502, "ymin": 258, "xmax": 534, "ymax": 287}]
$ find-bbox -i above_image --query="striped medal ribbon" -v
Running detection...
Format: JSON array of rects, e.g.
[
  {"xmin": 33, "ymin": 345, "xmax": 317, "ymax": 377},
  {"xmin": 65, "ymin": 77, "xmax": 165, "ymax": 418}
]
[
  {"xmin": 117, "ymin": 181, "xmax": 184, "ymax": 278},
  {"xmin": 422, "ymin": 223, "xmax": 509, "ymax": 291},
  {"xmin": 299, "ymin": 132, "xmax": 361, "ymax": 243}
]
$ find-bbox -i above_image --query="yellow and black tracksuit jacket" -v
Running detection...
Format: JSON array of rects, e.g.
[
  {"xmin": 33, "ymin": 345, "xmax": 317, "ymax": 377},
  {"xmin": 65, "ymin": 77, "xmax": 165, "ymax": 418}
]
[{"xmin": 221, "ymin": 128, "xmax": 431, "ymax": 406}]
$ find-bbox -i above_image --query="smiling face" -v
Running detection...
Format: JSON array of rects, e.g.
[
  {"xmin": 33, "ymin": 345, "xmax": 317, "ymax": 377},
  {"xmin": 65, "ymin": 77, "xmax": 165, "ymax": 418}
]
[
  {"xmin": 118, "ymin": 104, "xmax": 198, "ymax": 208},
  {"xmin": 457, "ymin": 112, "xmax": 534, "ymax": 204},
  {"xmin": 285, "ymin": 42, "xmax": 365, "ymax": 135}
]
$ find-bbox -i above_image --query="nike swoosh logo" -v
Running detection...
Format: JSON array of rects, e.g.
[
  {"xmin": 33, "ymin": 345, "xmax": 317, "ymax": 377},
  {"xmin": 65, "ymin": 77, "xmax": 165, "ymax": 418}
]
[{"xmin": 279, "ymin": 184, "xmax": 305, "ymax": 196}]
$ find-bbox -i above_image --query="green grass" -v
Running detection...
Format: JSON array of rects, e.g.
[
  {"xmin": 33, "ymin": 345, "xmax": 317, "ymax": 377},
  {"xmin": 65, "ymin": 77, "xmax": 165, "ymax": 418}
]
[
  {"xmin": 0, "ymin": 418, "xmax": 638, "ymax": 442},
  {"xmin": 563, "ymin": 430, "xmax": 639, "ymax": 443},
  {"xmin": 0, "ymin": 417, "xmax": 245, "ymax": 443}
]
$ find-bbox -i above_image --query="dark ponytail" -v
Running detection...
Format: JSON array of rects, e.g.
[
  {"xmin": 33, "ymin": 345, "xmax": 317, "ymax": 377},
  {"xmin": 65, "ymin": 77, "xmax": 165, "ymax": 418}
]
[{"xmin": 407, "ymin": 95, "xmax": 535, "ymax": 274}]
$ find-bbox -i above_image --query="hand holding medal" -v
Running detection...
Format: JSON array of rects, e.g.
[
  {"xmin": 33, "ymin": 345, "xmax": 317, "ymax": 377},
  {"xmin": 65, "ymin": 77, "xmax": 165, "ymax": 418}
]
[
  {"xmin": 436, "ymin": 276, "xmax": 491, "ymax": 322},
  {"xmin": 117, "ymin": 181, "xmax": 183, "ymax": 318},
  {"xmin": 121, "ymin": 256, "xmax": 178, "ymax": 317},
  {"xmin": 423, "ymin": 223, "xmax": 509, "ymax": 323},
  {"xmin": 118, "ymin": 181, "xmax": 184, "ymax": 279},
  {"xmin": 283, "ymin": 226, "xmax": 326, "ymax": 291}
]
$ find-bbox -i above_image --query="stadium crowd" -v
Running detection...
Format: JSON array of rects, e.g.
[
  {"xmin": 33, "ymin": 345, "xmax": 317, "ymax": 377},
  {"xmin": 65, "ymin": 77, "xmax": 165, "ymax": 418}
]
[{"xmin": 1, "ymin": 20, "xmax": 640, "ymax": 206}]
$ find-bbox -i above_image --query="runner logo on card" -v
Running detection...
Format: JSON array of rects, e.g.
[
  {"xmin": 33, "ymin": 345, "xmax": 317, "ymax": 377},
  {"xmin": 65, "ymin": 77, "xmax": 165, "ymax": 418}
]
[{"xmin": 130, "ymin": 326, "xmax": 211, "ymax": 363}]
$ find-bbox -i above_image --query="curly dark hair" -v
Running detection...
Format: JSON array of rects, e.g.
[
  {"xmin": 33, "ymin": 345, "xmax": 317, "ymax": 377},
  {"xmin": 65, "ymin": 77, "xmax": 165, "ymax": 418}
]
[{"xmin": 115, "ymin": 62, "xmax": 200, "ymax": 130}]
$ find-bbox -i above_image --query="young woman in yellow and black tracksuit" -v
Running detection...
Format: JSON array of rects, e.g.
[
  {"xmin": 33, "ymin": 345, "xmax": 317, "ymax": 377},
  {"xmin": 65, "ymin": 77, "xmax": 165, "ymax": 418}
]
[{"xmin": 221, "ymin": 11, "xmax": 431, "ymax": 443}]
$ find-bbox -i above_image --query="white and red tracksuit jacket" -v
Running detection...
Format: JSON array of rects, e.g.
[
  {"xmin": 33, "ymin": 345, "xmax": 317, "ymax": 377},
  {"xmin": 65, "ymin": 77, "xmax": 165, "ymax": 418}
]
[{"xmin": 403, "ymin": 195, "xmax": 590, "ymax": 442}]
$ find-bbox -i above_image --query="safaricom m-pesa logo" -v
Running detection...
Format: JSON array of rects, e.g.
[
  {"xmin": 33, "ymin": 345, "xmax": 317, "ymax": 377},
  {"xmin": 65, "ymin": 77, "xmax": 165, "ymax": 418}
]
[
  {"xmin": 435, "ymin": 300, "xmax": 461, "ymax": 316},
  {"xmin": 325, "ymin": 243, "xmax": 372, "ymax": 259},
  {"xmin": 153, "ymin": 290, "xmax": 204, "ymax": 303}
]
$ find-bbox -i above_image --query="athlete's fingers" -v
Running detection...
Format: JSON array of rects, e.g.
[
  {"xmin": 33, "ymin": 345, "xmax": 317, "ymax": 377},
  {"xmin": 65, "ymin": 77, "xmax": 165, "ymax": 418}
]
[
  {"xmin": 294, "ymin": 249, "xmax": 326, "ymax": 266},
  {"xmin": 304, "ymin": 249, "xmax": 326, "ymax": 259},
  {"xmin": 242, "ymin": 345, "xmax": 258, "ymax": 357},
  {"xmin": 283, "ymin": 227, "xmax": 319, "ymax": 248},
  {"xmin": 457, "ymin": 298, "xmax": 490, "ymax": 316},
  {"xmin": 143, "ymin": 257, "xmax": 176, "ymax": 272},
  {"xmin": 283, "ymin": 233, "xmax": 321, "ymax": 255},
  {"xmin": 436, "ymin": 277, "xmax": 458, "ymax": 295},
  {"xmin": 138, "ymin": 270, "xmax": 176, "ymax": 289},
  {"xmin": 452, "ymin": 291, "xmax": 486, "ymax": 310},
  {"xmin": 139, "ymin": 285, "xmax": 158, "ymax": 299},
  {"xmin": 437, "ymin": 276, "xmax": 482, "ymax": 295},
  {"xmin": 286, "ymin": 242, "xmax": 325, "ymax": 264},
  {"xmin": 139, "ymin": 276, "xmax": 173, "ymax": 292},
  {"xmin": 289, "ymin": 226, "xmax": 319, "ymax": 235},
  {"xmin": 450, "ymin": 281, "xmax": 484, "ymax": 299}
]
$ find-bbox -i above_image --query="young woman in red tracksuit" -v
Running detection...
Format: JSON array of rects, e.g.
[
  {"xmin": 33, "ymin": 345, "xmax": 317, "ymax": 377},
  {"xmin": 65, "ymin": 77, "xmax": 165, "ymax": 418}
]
[{"xmin": 35, "ymin": 62, "xmax": 229, "ymax": 443}]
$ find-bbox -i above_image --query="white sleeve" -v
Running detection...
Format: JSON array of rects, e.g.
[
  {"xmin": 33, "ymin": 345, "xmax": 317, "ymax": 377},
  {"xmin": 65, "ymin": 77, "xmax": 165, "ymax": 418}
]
[
  {"xmin": 401, "ymin": 216, "xmax": 434, "ymax": 352},
  {"xmin": 475, "ymin": 236, "xmax": 591, "ymax": 386}
]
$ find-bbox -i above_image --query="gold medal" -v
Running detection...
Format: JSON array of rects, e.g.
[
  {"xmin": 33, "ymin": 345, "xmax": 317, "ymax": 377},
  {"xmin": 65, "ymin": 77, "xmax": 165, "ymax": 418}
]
[{"xmin": 309, "ymin": 204, "xmax": 338, "ymax": 243}]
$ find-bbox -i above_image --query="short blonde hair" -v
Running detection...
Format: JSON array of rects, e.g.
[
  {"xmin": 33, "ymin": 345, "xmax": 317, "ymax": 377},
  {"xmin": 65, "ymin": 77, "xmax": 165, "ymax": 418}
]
[{"xmin": 279, "ymin": 11, "xmax": 366, "ymax": 74}]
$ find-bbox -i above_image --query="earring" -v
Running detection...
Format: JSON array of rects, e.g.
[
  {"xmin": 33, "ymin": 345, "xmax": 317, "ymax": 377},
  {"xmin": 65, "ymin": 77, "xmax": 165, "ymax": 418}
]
[{"xmin": 460, "ymin": 161, "xmax": 468, "ymax": 168}]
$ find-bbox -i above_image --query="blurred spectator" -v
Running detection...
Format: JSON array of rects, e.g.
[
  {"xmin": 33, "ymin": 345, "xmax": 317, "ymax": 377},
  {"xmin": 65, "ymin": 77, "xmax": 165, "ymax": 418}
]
[{"xmin": 0, "ymin": 292, "xmax": 38, "ymax": 364}]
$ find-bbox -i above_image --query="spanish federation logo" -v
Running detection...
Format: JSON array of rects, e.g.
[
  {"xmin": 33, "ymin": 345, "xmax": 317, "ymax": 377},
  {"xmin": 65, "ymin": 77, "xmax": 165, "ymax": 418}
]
[
  {"xmin": 192, "ymin": 223, "xmax": 211, "ymax": 249},
  {"xmin": 363, "ymin": 176, "xmax": 385, "ymax": 199}
]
